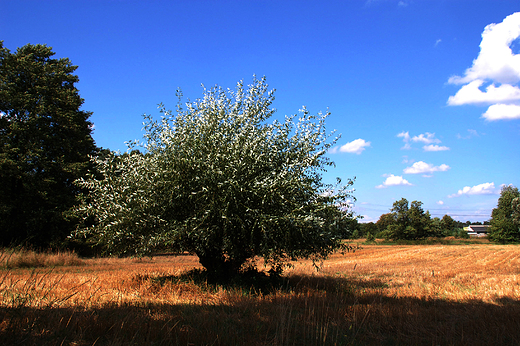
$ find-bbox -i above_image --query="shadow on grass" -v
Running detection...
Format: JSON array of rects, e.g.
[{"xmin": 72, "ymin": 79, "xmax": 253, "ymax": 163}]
[
  {"xmin": 141, "ymin": 268, "xmax": 391, "ymax": 296},
  {"xmin": 1, "ymin": 273, "xmax": 519, "ymax": 345}
]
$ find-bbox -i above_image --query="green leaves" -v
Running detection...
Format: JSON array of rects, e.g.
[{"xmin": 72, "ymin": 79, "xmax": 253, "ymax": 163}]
[
  {"xmin": 381, "ymin": 198, "xmax": 434, "ymax": 240},
  {"xmin": 75, "ymin": 76, "xmax": 355, "ymax": 276},
  {"xmin": 489, "ymin": 185, "xmax": 520, "ymax": 243},
  {"xmin": 0, "ymin": 42, "xmax": 97, "ymax": 247}
]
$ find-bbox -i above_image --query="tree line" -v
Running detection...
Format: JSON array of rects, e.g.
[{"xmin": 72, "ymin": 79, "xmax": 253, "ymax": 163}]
[
  {"xmin": 348, "ymin": 186, "xmax": 519, "ymax": 242},
  {"xmin": 1, "ymin": 42, "xmax": 519, "ymax": 278}
]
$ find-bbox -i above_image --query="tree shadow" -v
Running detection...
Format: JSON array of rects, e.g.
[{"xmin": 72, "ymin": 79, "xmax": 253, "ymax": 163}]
[{"xmin": 1, "ymin": 273, "xmax": 520, "ymax": 345}]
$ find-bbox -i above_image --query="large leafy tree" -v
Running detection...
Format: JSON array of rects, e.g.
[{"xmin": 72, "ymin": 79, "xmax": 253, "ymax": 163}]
[
  {"xmin": 382, "ymin": 198, "xmax": 433, "ymax": 240},
  {"xmin": 488, "ymin": 185, "xmax": 520, "ymax": 243},
  {"xmin": 0, "ymin": 42, "xmax": 97, "ymax": 247},
  {"xmin": 74, "ymin": 77, "xmax": 355, "ymax": 277}
]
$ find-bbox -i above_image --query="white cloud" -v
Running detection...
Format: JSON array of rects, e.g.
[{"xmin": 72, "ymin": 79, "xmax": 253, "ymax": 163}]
[
  {"xmin": 411, "ymin": 132, "xmax": 441, "ymax": 144},
  {"xmin": 403, "ymin": 161, "xmax": 450, "ymax": 174},
  {"xmin": 447, "ymin": 12, "xmax": 520, "ymax": 121},
  {"xmin": 448, "ymin": 182, "xmax": 497, "ymax": 197},
  {"xmin": 423, "ymin": 144, "xmax": 450, "ymax": 152},
  {"xmin": 435, "ymin": 39, "xmax": 442, "ymax": 47},
  {"xmin": 339, "ymin": 138, "xmax": 371, "ymax": 154},
  {"xmin": 397, "ymin": 131, "xmax": 411, "ymax": 149},
  {"xmin": 376, "ymin": 174, "xmax": 412, "ymax": 189},
  {"xmin": 437, "ymin": 200, "xmax": 444, "ymax": 205},
  {"xmin": 447, "ymin": 80, "xmax": 520, "ymax": 105},
  {"xmin": 482, "ymin": 103, "xmax": 520, "ymax": 120},
  {"xmin": 397, "ymin": 131, "xmax": 410, "ymax": 141},
  {"xmin": 449, "ymin": 12, "xmax": 520, "ymax": 84},
  {"xmin": 398, "ymin": 131, "xmax": 446, "ymax": 149}
]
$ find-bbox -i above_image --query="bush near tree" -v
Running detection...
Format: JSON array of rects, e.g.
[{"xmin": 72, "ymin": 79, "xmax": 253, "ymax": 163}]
[
  {"xmin": 74, "ymin": 77, "xmax": 355, "ymax": 278},
  {"xmin": 489, "ymin": 185, "xmax": 520, "ymax": 243},
  {"xmin": 0, "ymin": 42, "xmax": 97, "ymax": 247}
]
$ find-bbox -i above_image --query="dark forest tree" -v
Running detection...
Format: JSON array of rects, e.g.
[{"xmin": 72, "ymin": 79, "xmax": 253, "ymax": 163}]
[
  {"xmin": 74, "ymin": 77, "xmax": 355, "ymax": 278},
  {"xmin": 0, "ymin": 42, "xmax": 97, "ymax": 246}
]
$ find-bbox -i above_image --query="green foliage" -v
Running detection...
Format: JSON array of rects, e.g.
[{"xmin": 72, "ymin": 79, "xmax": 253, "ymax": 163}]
[
  {"xmin": 488, "ymin": 185, "xmax": 520, "ymax": 243},
  {"xmin": 381, "ymin": 198, "xmax": 433, "ymax": 240},
  {"xmin": 454, "ymin": 227, "xmax": 470, "ymax": 239},
  {"xmin": 441, "ymin": 215, "xmax": 457, "ymax": 235},
  {"xmin": 360, "ymin": 222, "xmax": 377, "ymax": 238},
  {"xmin": 430, "ymin": 217, "xmax": 443, "ymax": 237},
  {"xmin": 74, "ymin": 77, "xmax": 355, "ymax": 277},
  {"xmin": 365, "ymin": 231, "xmax": 376, "ymax": 243},
  {"xmin": 513, "ymin": 197, "xmax": 520, "ymax": 225},
  {"xmin": 376, "ymin": 213, "xmax": 393, "ymax": 233},
  {"xmin": 0, "ymin": 42, "xmax": 97, "ymax": 247}
]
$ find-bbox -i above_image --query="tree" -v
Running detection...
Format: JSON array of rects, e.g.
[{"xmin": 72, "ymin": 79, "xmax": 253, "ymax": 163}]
[
  {"xmin": 440, "ymin": 215, "xmax": 456, "ymax": 235},
  {"xmin": 513, "ymin": 197, "xmax": 520, "ymax": 226},
  {"xmin": 74, "ymin": 77, "xmax": 355, "ymax": 278},
  {"xmin": 430, "ymin": 217, "xmax": 443, "ymax": 237},
  {"xmin": 382, "ymin": 198, "xmax": 433, "ymax": 240},
  {"xmin": 360, "ymin": 222, "xmax": 378, "ymax": 239},
  {"xmin": 0, "ymin": 42, "xmax": 97, "ymax": 247},
  {"xmin": 488, "ymin": 185, "xmax": 520, "ymax": 243},
  {"xmin": 376, "ymin": 213, "xmax": 394, "ymax": 233}
]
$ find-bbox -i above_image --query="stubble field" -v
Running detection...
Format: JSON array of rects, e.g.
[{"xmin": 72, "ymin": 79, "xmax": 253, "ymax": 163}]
[{"xmin": 1, "ymin": 241, "xmax": 519, "ymax": 345}]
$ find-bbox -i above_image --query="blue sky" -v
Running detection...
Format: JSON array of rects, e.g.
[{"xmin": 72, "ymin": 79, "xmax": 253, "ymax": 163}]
[{"xmin": 3, "ymin": 0, "xmax": 520, "ymax": 223}]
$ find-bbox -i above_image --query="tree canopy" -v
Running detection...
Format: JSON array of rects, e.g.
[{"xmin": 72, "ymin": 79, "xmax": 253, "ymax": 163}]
[
  {"xmin": 0, "ymin": 42, "xmax": 97, "ymax": 247},
  {"xmin": 489, "ymin": 185, "xmax": 520, "ymax": 243},
  {"xmin": 74, "ymin": 77, "xmax": 355, "ymax": 277},
  {"xmin": 380, "ymin": 198, "xmax": 434, "ymax": 240}
]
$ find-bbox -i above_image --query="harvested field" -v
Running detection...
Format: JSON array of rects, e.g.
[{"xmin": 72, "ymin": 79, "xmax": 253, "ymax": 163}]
[{"xmin": 1, "ymin": 243, "xmax": 519, "ymax": 345}]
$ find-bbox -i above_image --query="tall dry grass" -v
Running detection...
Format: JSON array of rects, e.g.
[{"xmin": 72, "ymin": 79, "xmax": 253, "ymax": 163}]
[
  {"xmin": 1, "ymin": 243, "xmax": 519, "ymax": 345},
  {"xmin": 0, "ymin": 248, "xmax": 84, "ymax": 269}
]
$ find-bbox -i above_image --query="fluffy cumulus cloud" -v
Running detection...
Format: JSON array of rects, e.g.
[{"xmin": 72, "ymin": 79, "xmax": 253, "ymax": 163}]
[
  {"xmin": 376, "ymin": 174, "xmax": 412, "ymax": 189},
  {"xmin": 448, "ymin": 182, "xmax": 497, "ymax": 197},
  {"xmin": 338, "ymin": 138, "xmax": 371, "ymax": 154},
  {"xmin": 448, "ymin": 80, "xmax": 520, "ymax": 105},
  {"xmin": 397, "ymin": 131, "xmax": 449, "ymax": 151},
  {"xmin": 447, "ymin": 12, "xmax": 520, "ymax": 120},
  {"xmin": 483, "ymin": 103, "xmax": 520, "ymax": 120},
  {"xmin": 403, "ymin": 161, "xmax": 450, "ymax": 175}
]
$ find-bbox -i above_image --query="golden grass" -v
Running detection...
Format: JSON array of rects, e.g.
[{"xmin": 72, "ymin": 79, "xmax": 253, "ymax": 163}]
[
  {"xmin": 1, "ymin": 244, "xmax": 520, "ymax": 345},
  {"xmin": 0, "ymin": 248, "xmax": 85, "ymax": 269}
]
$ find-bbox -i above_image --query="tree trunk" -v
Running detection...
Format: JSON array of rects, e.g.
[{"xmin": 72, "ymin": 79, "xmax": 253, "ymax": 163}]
[{"xmin": 197, "ymin": 252, "xmax": 245, "ymax": 281}]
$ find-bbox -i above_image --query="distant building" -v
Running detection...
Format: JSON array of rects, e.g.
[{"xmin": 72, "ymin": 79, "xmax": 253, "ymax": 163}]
[{"xmin": 466, "ymin": 225, "xmax": 490, "ymax": 237}]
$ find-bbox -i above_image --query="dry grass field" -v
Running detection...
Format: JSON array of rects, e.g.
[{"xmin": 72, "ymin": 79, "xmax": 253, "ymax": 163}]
[{"xmin": 1, "ymin": 241, "xmax": 520, "ymax": 345}]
